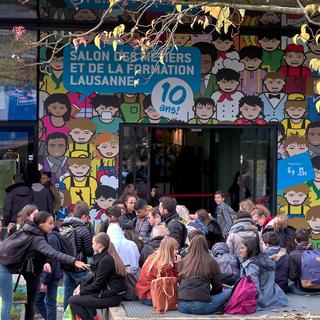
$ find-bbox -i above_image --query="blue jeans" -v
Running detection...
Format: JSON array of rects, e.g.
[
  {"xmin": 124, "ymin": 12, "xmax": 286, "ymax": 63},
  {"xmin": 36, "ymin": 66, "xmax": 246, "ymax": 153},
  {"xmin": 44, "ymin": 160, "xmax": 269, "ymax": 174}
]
[
  {"xmin": 288, "ymin": 283, "xmax": 320, "ymax": 295},
  {"xmin": 178, "ymin": 289, "xmax": 232, "ymax": 315},
  {"xmin": 63, "ymin": 271, "xmax": 88, "ymax": 310},
  {"xmin": 35, "ymin": 279, "xmax": 59, "ymax": 320},
  {"xmin": 140, "ymin": 299, "xmax": 153, "ymax": 306},
  {"xmin": 0, "ymin": 264, "xmax": 13, "ymax": 320}
]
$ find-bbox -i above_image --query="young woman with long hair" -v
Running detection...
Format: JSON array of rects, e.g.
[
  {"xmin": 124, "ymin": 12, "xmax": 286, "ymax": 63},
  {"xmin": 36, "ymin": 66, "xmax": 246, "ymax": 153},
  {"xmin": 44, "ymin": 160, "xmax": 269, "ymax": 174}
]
[
  {"xmin": 241, "ymin": 237, "xmax": 288, "ymax": 310},
  {"xmin": 69, "ymin": 233, "xmax": 126, "ymax": 320},
  {"xmin": 135, "ymin": 236, "xmax": 179, "ymax": 305},
  {"xmin": 178, "ymin": 235, "xmax": 232, "ymax": 314}
]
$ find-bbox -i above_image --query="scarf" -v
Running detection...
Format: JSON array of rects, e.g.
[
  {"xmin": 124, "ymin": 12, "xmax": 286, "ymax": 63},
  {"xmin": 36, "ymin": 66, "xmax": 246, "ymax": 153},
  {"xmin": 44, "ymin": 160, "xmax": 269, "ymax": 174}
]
[
  {"xmin": 309, "ymin": 144, "xmax": 320, "ymax": 157},
  {"xmin": 47, "ymin": 155, "xmax": 66, "ymax": 178},
  {"xmin": 217, "ymin": 92, "xmax": 234, "ymax": 102}
]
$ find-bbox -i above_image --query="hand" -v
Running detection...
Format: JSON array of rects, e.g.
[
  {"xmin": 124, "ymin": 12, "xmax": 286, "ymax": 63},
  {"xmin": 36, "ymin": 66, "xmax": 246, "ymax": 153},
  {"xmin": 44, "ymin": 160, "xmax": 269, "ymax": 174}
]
[
  {"xmin": 7, "ymin": 223, "xmax": 15, "ymax": 233},
  {"xmin": 43, "ymin": 263, "xmax": 52, "ymax": 273},
  {"xmin": 75, "ymin": 260, "xmax": 90, "ymax": 270},
  {"xmin": 73, "ymin": 285, "xmax": 80, "ymax": 295},
  {"xmin": 40, "ymin": 284, "xmax": 47, "ymax": 293}
]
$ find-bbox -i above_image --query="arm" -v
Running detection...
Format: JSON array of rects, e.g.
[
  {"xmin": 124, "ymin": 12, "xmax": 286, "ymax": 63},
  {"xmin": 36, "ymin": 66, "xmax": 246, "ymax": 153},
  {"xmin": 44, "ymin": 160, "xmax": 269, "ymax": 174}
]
[
  {"xmin": 79, "ymin": 227, "xmax": 94, "ymax": 258},
  {"xmin": 288, "ymin": 253, "xmax": 299, "ymax": 282},
  {"xmin": 244, "ymin": 262, "xmax": 260, "ymax": 294},
  {"xmin": 2, "ymin": 192, "xmax": 14, "ymax": 226},
  {"xmin": 226, "ymin": 235, "xmax": 234, "ymax": 254},
  {"xmin": 80, "ymin": 256, "xmax": 113, "ymax": 295},
  {"xmin": 210, "ymin": 273, "xmax": 223, "ymax": 295}
]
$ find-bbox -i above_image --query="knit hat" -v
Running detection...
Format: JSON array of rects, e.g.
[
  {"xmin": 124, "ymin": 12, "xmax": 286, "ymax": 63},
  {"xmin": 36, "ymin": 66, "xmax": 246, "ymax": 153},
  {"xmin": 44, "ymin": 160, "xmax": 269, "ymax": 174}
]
[{"xmin": 285, "ymin": 44, "xmax": 304, "ymax": 53}]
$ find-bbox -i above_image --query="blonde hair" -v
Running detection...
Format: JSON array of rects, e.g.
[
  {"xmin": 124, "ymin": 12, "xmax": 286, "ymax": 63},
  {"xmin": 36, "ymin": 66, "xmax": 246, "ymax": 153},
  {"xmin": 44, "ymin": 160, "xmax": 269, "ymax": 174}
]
[
  {"xmin": 251, "ymin": 204, "xmax": 271, "ymax": 218},
  {"xmin": 147, "ymin": 237, "xmax": 179, "ymax": 275},
  {"xmin": 272, "ymin": 214, "xmax": 289, "ymax": 231},
  {"xmin": 152, "ymin": 225, "xmax": 169, "ymax": 238},
  {"xmin": 239, "ymin": 199, "xmax": 255, "ymax": 213},
  {"xmin": 176, "ymin": 205, "xmax": 189, "ymax": 221}
]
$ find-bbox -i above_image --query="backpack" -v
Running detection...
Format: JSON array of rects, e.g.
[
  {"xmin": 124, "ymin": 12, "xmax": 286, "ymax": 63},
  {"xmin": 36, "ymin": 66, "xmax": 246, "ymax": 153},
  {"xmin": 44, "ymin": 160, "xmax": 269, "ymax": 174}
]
[
  {"xmin": 0, "ymin": 230, "xmax": 34, "ymax": 273},
  {"xmin": 300, "ymin": 250, "xmax": 320, "ymax": 289},
  {"xmin": 150, "ymin": 276, "xmax": 178, "ymax": 313},
  {"xmin": 224, "ymin": 276, "xmax": 257, "ymax": 315},
  {"xmin": 58, "ymin": 225, "xmax": 81, "ymax": 270},
  {"xmin": 123, "ymin": 266, "xmax": 139, "ymax": 301},
  {"xmin": 214, "ymin": 253, "xmax": 240, "ymax": 285}
]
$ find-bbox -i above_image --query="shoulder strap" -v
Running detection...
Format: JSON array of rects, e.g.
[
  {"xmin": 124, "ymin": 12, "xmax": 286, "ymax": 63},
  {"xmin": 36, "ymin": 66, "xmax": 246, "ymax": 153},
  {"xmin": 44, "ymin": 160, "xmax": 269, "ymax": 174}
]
[
  {"xmin": 70, "ymin": 177, "xmax": 75, "ymax": 188},
  {"xmin": 85, "ymin": 177, "xmax": 90, "ymax": 187}
]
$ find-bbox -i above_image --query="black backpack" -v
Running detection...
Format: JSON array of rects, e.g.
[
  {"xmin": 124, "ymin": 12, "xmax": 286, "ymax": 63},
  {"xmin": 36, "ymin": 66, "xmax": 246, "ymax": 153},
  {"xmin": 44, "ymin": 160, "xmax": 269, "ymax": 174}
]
[
  {"xmin": 0, "ymin": 230, "xmax": 34, "ymax": 273},
  {"xmin": 58, "ymin": 225, "xmax": 81, "ymax": 270}
]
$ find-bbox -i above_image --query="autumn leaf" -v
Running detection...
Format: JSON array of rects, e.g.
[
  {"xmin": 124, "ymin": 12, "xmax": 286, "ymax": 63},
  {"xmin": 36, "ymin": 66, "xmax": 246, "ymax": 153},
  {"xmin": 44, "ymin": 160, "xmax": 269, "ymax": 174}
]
[
  {"xmin": 239, "ymin": 9, "xmax": 245, "ymax": 17},
  {"xmin": 292, "ymin": 34, "xmax": 300, "ymax": 45},
  {"xmin": 113, "ymin": 40, "xmax": 118, "ymax": 51},
  {"xmin": 159, "ymin": 53, "xmax": 164, "ymax": 65},
  {"xmin": 201, "ymin": 6, "xmax": 221, "ymax": 19},
  {"xmin": 135, "ymin": 69, "xmax": 141, "ymax": 75},
  {"xmin": 94, "ymin": 35, "xmax": 101, "ymax": 50},
  {"xmin": 176, "ymin": 5, "xmax": 182, "ymax": 13},
  {"xmin": 310, "ymin": 58, "xmax": 320, "ymax": 72},
  {"xmin": 203, "ymin": 16, "xmax": 210, "ymax": 29},
  {"xmin": 133, "ymin": 79, "xmax": 139, "ymax": 87},
  {"xmin": 300, "ymin": 23, "xmax": 310, "ymax": 42},
  {"xmin": 73, "ymin": 38, "xmax": 79, "ymax": 51},
  {"xmin": 316, "ymin": 34, "xmax": 320, "ymax": 44}
]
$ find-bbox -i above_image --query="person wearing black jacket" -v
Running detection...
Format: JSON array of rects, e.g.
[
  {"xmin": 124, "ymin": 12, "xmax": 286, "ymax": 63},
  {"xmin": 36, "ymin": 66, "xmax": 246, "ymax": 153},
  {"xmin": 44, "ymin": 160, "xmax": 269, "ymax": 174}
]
[
  {"xmin": 159, "ymin": 196, "xmax": 187, "ymax": 248},
  {"xmin": 2, "ymin": 173, "xmax": 33, "ymax": 226},
  {"xmin": 61, "ymin": 201, "xmax": 94, "ymax": 311},
  {"xmin": 178, "ymin": 235, "xmax": 232, "ymax": 314},
  {"xmin": 69, "ymin": 233, "xmax": 126, "ymax": 320}
]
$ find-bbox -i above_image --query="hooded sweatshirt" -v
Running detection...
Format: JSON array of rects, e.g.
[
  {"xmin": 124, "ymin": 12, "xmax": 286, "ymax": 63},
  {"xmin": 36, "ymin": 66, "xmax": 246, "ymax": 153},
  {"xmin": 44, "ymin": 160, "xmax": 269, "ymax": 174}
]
[
  {"xmin": 3, "ymin": 182, "xmax": 33, "ymax": 226},
  {"xmin": 31, "ymin": 183, "xmax": 54, "ymax": 213}
]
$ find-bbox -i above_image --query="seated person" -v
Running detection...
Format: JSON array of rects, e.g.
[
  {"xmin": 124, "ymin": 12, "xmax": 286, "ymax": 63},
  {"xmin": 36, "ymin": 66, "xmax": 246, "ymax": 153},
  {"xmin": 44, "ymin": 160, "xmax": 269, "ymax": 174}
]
[
  {"xmin": 288, "ymin": 228, "xmax": 320, "ymax": 295},
  {"xmin": 241, "ymin": 237, "xmax": 288, "ymax": 310},
  {"xmin": 262, "ymin": 231, "xmax": 289, "ymax": 292},
  {"xmin": 135, "ymin": 237, "xmax": 179, "ymax": 305},
  {"xmin": 69, "ymin": 233, "xmax": 126, "ymax": 320}
]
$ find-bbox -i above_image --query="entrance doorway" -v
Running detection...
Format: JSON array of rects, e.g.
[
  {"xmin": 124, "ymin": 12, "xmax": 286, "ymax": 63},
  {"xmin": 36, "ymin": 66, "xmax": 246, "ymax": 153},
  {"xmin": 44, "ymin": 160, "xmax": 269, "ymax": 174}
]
[{"xmin": 119, "ymin": 124, "xmax": 277, "ymax": 213}]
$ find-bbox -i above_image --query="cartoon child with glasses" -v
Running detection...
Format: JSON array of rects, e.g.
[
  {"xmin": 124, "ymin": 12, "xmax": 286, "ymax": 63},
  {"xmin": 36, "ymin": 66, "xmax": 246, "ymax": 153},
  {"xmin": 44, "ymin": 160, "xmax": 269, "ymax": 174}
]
[
  {"xmin": 188, "ymin": 97, "xmax": 219, "ymax": 124},
  {"xmin": 278, "ymin": 183, "xmax": 312, "ymax": 218}
]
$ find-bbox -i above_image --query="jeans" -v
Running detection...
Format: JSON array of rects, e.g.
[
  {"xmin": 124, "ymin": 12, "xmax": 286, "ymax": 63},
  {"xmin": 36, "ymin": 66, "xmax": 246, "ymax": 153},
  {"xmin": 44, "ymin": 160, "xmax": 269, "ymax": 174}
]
[
  {"xmin": 63, "ymin": 271, "xmax": 88, "ymax": 310},
  {"xmin": 288, "ymin": 283, "xmax": 320, "ymax": 295},
  {"xmin": 0, "ymin": 264, "xmax": 13, "ymax": 320},
  {"xmin": 35, "ymin": 279, "xmax": 59, "ymax": 320},
  {"xmin": 140, "ymin": 299, "xmax": 152, "ymax": 306},
  {"xmin": 178, "ymin": 289, "xmax": 232, "ymax": 315}
]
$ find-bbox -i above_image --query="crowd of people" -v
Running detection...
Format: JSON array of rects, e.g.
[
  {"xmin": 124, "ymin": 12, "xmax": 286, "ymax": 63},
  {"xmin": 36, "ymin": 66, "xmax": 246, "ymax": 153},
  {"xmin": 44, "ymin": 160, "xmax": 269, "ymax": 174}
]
[{"xmin": 0, "ymin": 174, "xmax": 319, "ymax": 320}]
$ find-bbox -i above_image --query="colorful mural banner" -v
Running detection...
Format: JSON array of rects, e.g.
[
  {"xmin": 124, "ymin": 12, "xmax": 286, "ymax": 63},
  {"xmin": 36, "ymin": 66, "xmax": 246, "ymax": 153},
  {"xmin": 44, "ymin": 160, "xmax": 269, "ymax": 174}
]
[
  {"xmin": 63, "ymin": 44, "xmax": 201, "ymax": 98},
  {"xmin": 277, "ymin": 152, "xmax": 315, "ymax": 190}
]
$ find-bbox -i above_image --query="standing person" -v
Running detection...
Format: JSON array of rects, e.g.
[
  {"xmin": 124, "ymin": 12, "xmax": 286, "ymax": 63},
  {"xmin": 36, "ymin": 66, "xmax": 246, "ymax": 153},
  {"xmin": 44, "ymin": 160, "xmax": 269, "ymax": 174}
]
[
  {"xmin": 196, "ymin": 209, "xmax": 224, "ymax": 249},
  {"xmin": 241, "ymin": 237, "xmax": 288, "ymax": 310},
  {"xmin": 31, "ymin": 170, "xmax": 54, "ymax": 214},
  {"xmin": 124, "ymin": 194, "xmax": 137, "ymax": 221},
  {"xmin": 178, "ymin": 235, "xmax": 232, "ymax": 315},
  {"xmin": 2, "ymin": 173, "xmax": 33, "ymax": 226},
  {"xmin": 69, "ymin": 233, "xmax": 126, "ymax": 320},
  {"xmin": 214, "ymin": 191, "xmax": 234, "ymax": 238},
  {"xmin": 148, "ymin": 206, "xmax": 162, "ymax": 237},
  {"xmin": 159, "ymin": 196, "xmax": 187, "ymax": 248},
  {"xmin": 133, "ymin": 199, "xmax": 151, "ymax": 243},
  {"xmin": 226, "ymin": 211, "xmax": 259, "ymax": 256},
  {"xmin": 228, "ymin": 173, "xmax": 251, "ymax": 211},
  {"xmin": 61, "ymin": 202, "xmax": 94, "ymax": 311},
  {"xmin": 0, "ymin": 211, "xmax": 88, "ymax": 320},
  {"xmin": 40, "ymin": 171, "xmax": 61, "ymax": 214},
  {"xmin": 35, "ymin": 226, "xmax": 63, "ymax": 320},
  {"xmin": 135, "ymin": 237, "xmax": 179, "ymax": 305}
]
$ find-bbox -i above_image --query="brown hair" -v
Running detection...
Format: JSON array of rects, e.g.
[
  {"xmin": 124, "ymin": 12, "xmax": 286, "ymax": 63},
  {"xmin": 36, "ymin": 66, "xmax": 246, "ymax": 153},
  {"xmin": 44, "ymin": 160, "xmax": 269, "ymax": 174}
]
[
  {"xmin": 272, "ymin": 214, "xmax": 289, "ymax": 231},
  {"xmin": 279, "ymin": 183, "xmax": 311, "ymax": 207},
  {"xmin": 251, "ymin": 204, "xmax": 271, "ymax": 219},
  {"xmin": 284, "ymin": 94, "xmax": 307, "ymax": 110},
  {"xmin": 68, "ymin": 157, "xmax": 91, "ymax": 167},
  {"xmin": 305, "ymin": 206, "xmax": 320, "ymax": 220},
  {"xmin": 239, "ymin": 199, "xmax": 255, "ymax": 213},
  {"xmin": 180, "ymin": 235, "xmax": 220, "ymax": 279},
  {"xmin": 73, "ymin": 201, "xmax": 89, "ymax": 218},
  {"xmin": 66, "ymin": 118, "xmax": 96, "ymax": 132},
  {"xmin": 108, "ymin": 241, "xmax": 126, "ymax": 277},
  {"xmin": 282, "ymin": 134, "xmax": 308, "ymax": 157},
  {"xmin": 264, "ymin": 72, "xmax": 285, "ymax": 81},
  {"xmin": 17, "ymin": 204, "xmax": 38, "ymax": 226},
  {"xmin": 147, "ymin": 237, "xmax": 179, "ymax": 275},
  {"xmin": 196, "ymin": 209, "xmax": 211, "ymax": 226}
]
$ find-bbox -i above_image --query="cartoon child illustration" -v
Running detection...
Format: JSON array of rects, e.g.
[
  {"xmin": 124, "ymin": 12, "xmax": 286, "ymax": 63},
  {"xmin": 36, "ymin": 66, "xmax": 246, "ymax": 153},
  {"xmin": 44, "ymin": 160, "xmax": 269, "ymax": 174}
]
[
  {"xmin": 306, "ymin": 122, "xmax": 320, "ymax": 158},
  {"xmin": 259, "ymin": 12, "xmax": 281, "ymax": 25},
  {"xmin": 192, "ymin": 42, "xmax": 218, "ymax": 99},
  {"xmin": 72, "ymin": 9, "xmax": 98, "ymax": 21},
  {"xmin": 234, "ymin": 96, "xmax": 267, "ymax": 125},
  {"xmin": 55, "ymin": 187, "xmax": 72, "ymax": 226},
  {"xmin": 280, "ymin": 94, "xmax": 310, "ymax": 137},
  {"xmin": 304, "ymin": 39, "xmax": 320, "ymax": 68},
  {"xmin": 173, "ymin": 34, "xmax": 191, "ymax": 46},
  {"xmin": 278, "ymin": 183, "xmax": 312, "ymax": 218},
  {"xmin": 63, "ymin": 157, "xmax": 97, "ymax": 206},
  {"xmin": 305, "ymin": 206, "xmax": 320, "ymax": 241},
  {"xmin": 89, "ymin": 185, "xmax": 118, "ymax": 232},
  {"xmin": 257, "ymin": 35, "xmax": 283, "ymax": 72},
  {"xmin": 90, "ymin": 94, "xmax": 123, "ymax": 134},
  {"xmin": 43, "ymin": 132, "xmax": 69, "ymax": 183},
  {"xmin": 119, "ymin": 93, "xmax": 144, "ymax": 123},
  {"xmin": 278, "ymin": 44, "xmax": 311, "ymax": 94},
  {"xmin": 211, "ymin": 30, "xmax": 240, "ymax": 74},
  {"xmin": 40, "ymin": 94, "xmax": 72, "ymax": 142},
  {"xmin": 92, "ymin": 132, "xmax": 119, "ymax": 183},
  {"xmin": 282, "ymin": 134, "xmax": 309, "ymax": 158},
  {"xmin": 139, "ymin": 94, "xmax": 169, "ymax": 124},
  {"xmin": 306, "ymin": 75, "xmax": 320, "ymax": 121},
  {"xmin": 239, "ymin": 46, "xmax": 267, "ymax": 95},
  {"xmin": 259, "ymin": 72, "xmax": 287, "ymax": 122},
  {"xmin": 40, "ymin": 48, "xmax": 67, "ymax": 95},
  {"xmin": 66, "ymin": 119, "xmax": 96, "ymax": 158},
  {"xmin": 188, "ymin": 97, "xmax": 219, "ymax": 124},
  {"xmin": 307, "ymin": 156, "xmax": 320, "ymax": 200},
  {"xmin": 211, "ymin": 59, "xmax": 244, "ymax": 122}
]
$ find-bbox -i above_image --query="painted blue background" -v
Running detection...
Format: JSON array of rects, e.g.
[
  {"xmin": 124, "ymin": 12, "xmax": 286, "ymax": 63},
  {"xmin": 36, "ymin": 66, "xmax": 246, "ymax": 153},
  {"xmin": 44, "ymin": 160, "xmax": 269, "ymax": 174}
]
[
  {"xmin": 63, "ymin": 44, "xmax": 201, "ymax": 97},
  {"xmin": 277, "ymin": 152, "xmax": 315, "ymax": 190}
]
